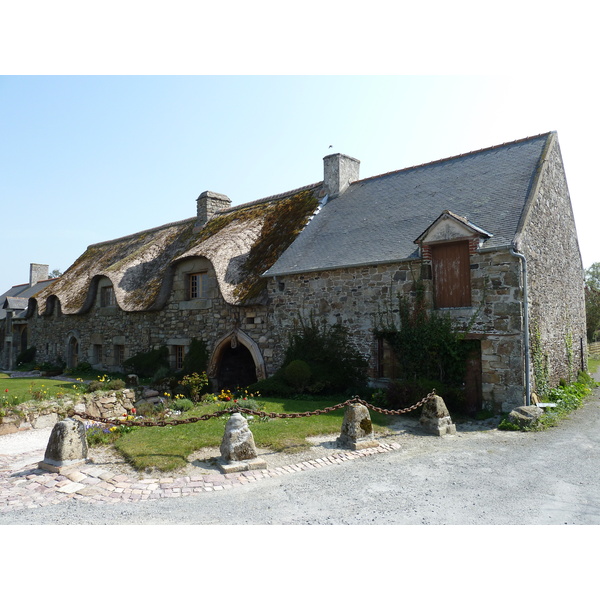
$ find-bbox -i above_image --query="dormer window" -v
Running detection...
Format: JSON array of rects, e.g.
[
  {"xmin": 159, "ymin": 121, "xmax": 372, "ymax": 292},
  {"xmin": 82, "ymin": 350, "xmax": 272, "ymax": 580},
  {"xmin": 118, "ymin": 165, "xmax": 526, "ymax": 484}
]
[
  {"xmin": 189, "ymin": 272, "xmax": 208, "ymax": 299},
  {"xmin": 414, "ymin": 210, "xmax": 491, "ymax": 309},
  {"xmin": 100, "ymin": 286, "xmax": 115, "ymax": 307}
]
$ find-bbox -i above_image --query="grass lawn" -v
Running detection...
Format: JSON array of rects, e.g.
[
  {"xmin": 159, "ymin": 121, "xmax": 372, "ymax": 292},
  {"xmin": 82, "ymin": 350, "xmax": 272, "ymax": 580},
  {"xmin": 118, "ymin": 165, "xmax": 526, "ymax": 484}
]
[
  {"xmin": 114, "ymin": 397, "xmax": 395, "ymax": 472},
  {"xmin": 0, "ymin": 373, "xmax": 82, "ymax": 405}
]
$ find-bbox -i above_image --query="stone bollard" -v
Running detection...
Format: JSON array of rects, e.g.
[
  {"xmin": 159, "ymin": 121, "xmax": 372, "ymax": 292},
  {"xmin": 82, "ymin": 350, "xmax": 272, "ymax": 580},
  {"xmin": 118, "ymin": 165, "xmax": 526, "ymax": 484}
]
[
  {"xmin": 38, "ymin": 417, "xmax": 88, "ymax": 473},
  {"xmin": 419, "ymin": 393, "xmax": 456, "ymax": 436},
  {"xmin": 336, "ymin": 402, "xmax": 379, "ymax": 450},
  {"xmin": 218, "ymin": 412, "xmax": 267, "ymax": 474}
]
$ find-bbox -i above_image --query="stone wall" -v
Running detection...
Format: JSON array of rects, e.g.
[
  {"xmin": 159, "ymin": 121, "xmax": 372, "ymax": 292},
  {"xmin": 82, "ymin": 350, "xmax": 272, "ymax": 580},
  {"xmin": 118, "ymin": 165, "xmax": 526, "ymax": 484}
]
[
  {"xmin": 28, "ymin": 295, "xmax": 276, "ymax": 383},
  {"xmin": 519, "ymin": 137, "xmax": 587, "ymax": 389},
  {"xmin": 0, "ymin": 389, "xmax": 137, "ymax": 436},
  {"xmin": 269, "ymin": 248, "xmax": 526, "ymax": 412},
  {"xmin": 27, "ymin": 252, "xmax": 281, "ymax": 385},
  {"xmin": 28, "ymin": 245, "xmax": 528, "ymax": 412}
]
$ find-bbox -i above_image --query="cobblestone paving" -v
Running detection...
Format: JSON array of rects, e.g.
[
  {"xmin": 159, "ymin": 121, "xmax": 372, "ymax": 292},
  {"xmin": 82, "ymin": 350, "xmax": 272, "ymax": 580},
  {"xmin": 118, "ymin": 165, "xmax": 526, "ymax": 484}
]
[{"xmin": 0, "ymin": 442, "xmax": 401, "ymax": 513}]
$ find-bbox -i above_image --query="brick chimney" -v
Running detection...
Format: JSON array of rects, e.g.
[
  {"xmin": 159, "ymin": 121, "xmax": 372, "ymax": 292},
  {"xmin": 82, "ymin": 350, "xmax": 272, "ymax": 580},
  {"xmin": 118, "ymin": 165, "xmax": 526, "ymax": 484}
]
[
  {"xmin": 196, "ymin": 191, "xmax": 232, "ymax": 228},
  {"xmin": 29, "ymin": 263, "xmax": 49, "ymax": 287},
  {"xmin": 323, "ymin": 153, "xmax": 360, "ymax": 197}
]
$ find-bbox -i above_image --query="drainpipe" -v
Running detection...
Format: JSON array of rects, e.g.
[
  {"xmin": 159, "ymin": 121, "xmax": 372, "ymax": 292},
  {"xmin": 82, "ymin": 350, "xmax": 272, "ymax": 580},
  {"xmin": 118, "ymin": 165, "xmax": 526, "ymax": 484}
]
[{"xmin": 510, "ymin": 247, "xmax": 531, "ymax": 406}]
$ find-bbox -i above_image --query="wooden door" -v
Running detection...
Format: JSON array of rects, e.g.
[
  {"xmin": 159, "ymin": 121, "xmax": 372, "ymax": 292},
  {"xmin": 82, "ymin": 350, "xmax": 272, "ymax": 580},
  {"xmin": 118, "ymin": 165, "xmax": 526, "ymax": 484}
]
[{"xmin": 431, "ymin": 241, "xmax": 471, "ymax": 308}]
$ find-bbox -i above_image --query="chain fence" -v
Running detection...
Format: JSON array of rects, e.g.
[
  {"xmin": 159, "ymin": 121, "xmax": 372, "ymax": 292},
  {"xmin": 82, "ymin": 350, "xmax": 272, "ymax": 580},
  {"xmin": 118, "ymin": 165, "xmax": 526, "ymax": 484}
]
[{"xmin": 69, "ymin": 392, "xmax": 436, "ymax": 429}]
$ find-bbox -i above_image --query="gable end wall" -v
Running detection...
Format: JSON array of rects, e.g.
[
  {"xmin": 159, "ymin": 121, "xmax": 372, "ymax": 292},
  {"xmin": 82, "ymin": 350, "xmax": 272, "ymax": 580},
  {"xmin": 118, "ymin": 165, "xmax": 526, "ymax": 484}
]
[{"xmin": 519, "ymin": 138, "xmax": 587, "ymax": 389}]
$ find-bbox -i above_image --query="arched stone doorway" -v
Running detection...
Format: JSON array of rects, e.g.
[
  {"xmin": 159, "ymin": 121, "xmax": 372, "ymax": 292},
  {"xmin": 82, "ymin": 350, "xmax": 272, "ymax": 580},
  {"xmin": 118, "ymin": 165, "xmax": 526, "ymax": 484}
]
[
  {"xmin": 218, "ymin": 345, "xmax": 257, "ymax": 391},
  {"xmin": 208, "ymin": 330, "xmax": 265, "ymax": 392}
]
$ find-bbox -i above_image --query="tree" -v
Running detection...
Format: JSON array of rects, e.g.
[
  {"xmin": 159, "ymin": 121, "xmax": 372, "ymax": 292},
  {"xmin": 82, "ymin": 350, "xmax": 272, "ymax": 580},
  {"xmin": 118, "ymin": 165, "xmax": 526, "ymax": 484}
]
[
  {"xmin": 585, "ymin": 263, "xmax": 600, "ymax": 341},
  {"xmin": 49, "ymin": 268, "xmax": 62, "ymax": 278}
]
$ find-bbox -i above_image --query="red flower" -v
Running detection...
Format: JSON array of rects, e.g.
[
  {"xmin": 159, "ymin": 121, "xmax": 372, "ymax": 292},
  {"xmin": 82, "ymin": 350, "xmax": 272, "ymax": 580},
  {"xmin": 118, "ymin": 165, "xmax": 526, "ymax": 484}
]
[
  {"xmin": 4, "ymin": 389, "xmax": 8, "ymax": 393},
  {"xmin": 233, "ymin": 398, "xmax": 238, "ymax": 403},
  {"xmin": 131, "ymin": 408, "xmax": 137, "ymax": 414}
]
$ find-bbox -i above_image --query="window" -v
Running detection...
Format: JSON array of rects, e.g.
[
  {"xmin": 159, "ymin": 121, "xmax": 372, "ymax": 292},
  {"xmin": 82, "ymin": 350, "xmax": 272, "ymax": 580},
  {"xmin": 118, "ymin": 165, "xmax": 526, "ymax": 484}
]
[
  {"xmin": 189, "ymin": 272, "xmax": 208, "ymax": 299},
  {"xmin": 101, "ymin": 286, "xmax": 116, "ymax": 307},
  {"xmin": 173, "ymin": 345, "xmax": 185, "ymax": 370},
  {"xmin": 114, "ymin": 345, "xmax": 125, "ymax": 367},
  {"xmin": 431, "ymin": 241, "xmax": 472, "ymax": 308},
  {"xmin": 93, "ymin": 344, "xmax": 103, "ymax": 364}
]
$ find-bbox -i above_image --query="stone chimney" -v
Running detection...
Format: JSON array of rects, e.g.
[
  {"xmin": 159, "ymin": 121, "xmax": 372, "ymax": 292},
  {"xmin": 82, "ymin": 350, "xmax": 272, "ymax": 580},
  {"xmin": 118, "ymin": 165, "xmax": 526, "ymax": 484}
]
[
  {"xmin": 323, "ymin": 153, "xmax": 360, "ymax": 197},
  {"xmin": 196, "ymin": 191, "xmax": 232, "ymax": 228},
  {"xmin": 29, "ymin": 263, "xmax": 49, "ymax": 287}
]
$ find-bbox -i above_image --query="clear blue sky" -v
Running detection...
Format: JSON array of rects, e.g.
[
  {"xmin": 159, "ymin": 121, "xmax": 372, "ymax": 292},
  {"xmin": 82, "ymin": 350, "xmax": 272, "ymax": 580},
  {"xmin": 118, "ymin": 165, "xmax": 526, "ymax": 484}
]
[
  {"xmin": 2, "ymin": 75, "xmax": 598, "ymax": 293},
  {"xmin": 1, "ymin": 4, "xmax": 598, "ymax": 294}
]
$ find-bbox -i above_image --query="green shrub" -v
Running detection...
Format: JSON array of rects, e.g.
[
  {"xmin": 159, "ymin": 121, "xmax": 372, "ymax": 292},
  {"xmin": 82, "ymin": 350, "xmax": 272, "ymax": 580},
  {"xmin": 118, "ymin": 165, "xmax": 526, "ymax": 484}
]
[
  {"xmin": 498, "ymin": 419, "xmax": 521, "ymax": 431},
  {"xmin": 172, "ymin": 397, "xmax": 194, "ymax": 412},
  {"xmin": 86, "ymin": 376, "xmax": 125, "ymax": 393},
  {"xmin": 123, "ymin": 346, "xmax": 170, "ymax": 378},
  {"xmin": 247, "ymin": 373, "xmax": 294, "ymax": 397},
  {"xmin": 16, "ymin": 346, "xmax": 36, "ymax": 366},
  {"xmin": 375, "ymin": 296, "xmax": 470, "ymax": 387},
  {"xmin": 152, "ymin": 366, "xmax": 172, "ymax": 384},
  {"xmin": 577, "ymin": 369, "xmax": 599, "ymax": 388},
  {"xmin": 282, "ymin": 317, "xmax": 368, "ymax": 395},
  {"xmin": 135, "ymin": 401, "xmax": 164, "ymax": 417},
  {"xmin": 216, "ymin": 397, "xmax": 263, "ymax": 412},
  {"xmin": 180, "ymin": 339, "xmax": 209, "ymax": 376},
  {"xmin": 179, "ymin": 372, "xmax": 209, "ymax": 402},
  {"xmin": 284, "ymin": 359, "xmax": 312, "ymax": 392},
  {"xmin": 87, "ymin": 381, "xmax": 104, "ymax": 393},
  {"xmin": 109, "ymin": 378, "xmax": 125, "ymax": 391}
]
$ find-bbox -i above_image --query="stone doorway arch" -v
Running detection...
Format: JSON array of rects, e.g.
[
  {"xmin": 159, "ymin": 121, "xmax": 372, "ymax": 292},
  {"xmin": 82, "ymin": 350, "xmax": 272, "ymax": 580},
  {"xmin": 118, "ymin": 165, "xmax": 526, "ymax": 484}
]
[{"xmin": 208, "ymin": 330, "xmax": 266, "ymax": 392}]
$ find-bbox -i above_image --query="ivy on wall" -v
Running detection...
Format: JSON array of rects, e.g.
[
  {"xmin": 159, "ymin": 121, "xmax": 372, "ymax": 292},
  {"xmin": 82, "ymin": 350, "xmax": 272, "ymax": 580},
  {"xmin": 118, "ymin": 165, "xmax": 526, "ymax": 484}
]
[
  {"xmin": 374, "ymin": 293, "xmax": 470, "ymax": 386},
  {"xmin": 531, "ymin": 321, "xmax": 550, "ymax": 397}
]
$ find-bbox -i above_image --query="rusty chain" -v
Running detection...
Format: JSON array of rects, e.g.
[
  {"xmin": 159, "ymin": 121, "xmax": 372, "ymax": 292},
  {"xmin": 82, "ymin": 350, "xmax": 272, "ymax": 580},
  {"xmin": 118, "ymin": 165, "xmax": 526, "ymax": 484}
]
[{"xmin": 69, "ymin": 392, "xmax": 436, "ymax": 429}]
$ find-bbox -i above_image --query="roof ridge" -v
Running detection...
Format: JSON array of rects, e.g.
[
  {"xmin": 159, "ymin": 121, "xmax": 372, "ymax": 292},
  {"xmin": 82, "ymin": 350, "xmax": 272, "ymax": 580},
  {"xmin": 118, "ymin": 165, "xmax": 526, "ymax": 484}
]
[
  {"xmin": 87, "ymin": 183, "xmax": 323, "ymax": 249},
  {"xmin": 220, "ymin": 181, "xmax": 323, "ymax": 214},
  {"xmin": 88, "ymin": 216, "xmax": 197, "ymax": 249},
  {"xmin": 353, "ymin": 131, "xmax": 554, "ymax": 185}
]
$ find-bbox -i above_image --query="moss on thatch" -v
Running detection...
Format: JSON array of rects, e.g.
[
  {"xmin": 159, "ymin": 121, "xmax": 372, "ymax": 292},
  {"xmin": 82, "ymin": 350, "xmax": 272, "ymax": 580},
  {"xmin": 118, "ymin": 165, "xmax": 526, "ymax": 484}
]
[{"xmin": 32, "ymin": 185, "xmax": 322, "ymax": 313}]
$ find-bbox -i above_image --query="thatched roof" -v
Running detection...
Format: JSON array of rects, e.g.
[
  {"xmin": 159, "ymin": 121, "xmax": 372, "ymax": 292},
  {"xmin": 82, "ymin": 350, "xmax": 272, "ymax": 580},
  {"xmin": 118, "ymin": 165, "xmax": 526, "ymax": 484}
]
[{"xmin": 31, "ymin": 185, "xmax": 322, "ymax": 315}]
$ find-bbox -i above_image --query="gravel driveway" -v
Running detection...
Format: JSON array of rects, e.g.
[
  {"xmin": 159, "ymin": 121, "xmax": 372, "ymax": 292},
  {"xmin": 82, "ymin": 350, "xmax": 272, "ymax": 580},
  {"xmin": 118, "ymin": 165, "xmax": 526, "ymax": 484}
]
[{"xmin": 2, "ymin": 380, "xmax": 600, "ymax": 525}]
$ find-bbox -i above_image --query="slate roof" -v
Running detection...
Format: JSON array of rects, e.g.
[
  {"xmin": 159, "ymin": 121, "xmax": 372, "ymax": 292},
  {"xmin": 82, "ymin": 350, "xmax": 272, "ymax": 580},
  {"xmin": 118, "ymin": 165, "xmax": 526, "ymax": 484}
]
[
  {"xmin": 266, "ymin": 132, "xmax": 553, "ymax": 277},
  {"xmin": 0, "ymin": 280, "xmax": 57, "ymax": 320}
]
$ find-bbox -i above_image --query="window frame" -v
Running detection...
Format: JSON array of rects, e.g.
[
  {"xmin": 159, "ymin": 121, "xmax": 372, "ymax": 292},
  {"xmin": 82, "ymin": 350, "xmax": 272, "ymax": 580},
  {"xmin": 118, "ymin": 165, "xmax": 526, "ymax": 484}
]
[
  {"xmin": 114, "ymin": 344, "xmax": 125, "ymax": 367},
  {"xmin": 100, "ymin": 285, "xmax": 116, "ymax": 307},
  {"xmin": 173, "ymin": 345, "xmax": 185, "ymax": 370},
  {"xmin": 188, "ymin": 272, "xmax": 208, "ymax": 300},
  {"xmin": 93, "ymin": 344, "xmax": 103, "ymax": 364}
]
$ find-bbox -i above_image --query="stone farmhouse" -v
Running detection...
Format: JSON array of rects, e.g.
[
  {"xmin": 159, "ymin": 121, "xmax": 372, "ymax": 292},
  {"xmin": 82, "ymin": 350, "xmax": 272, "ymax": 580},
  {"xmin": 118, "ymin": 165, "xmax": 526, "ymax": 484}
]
[
  {"xmin": 1, "ymin": 264, "xmax": 58, "ymax": 370},
  {"xmin": 24, "ymin": 131, "xmax": 587, "ymax": 413}
]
